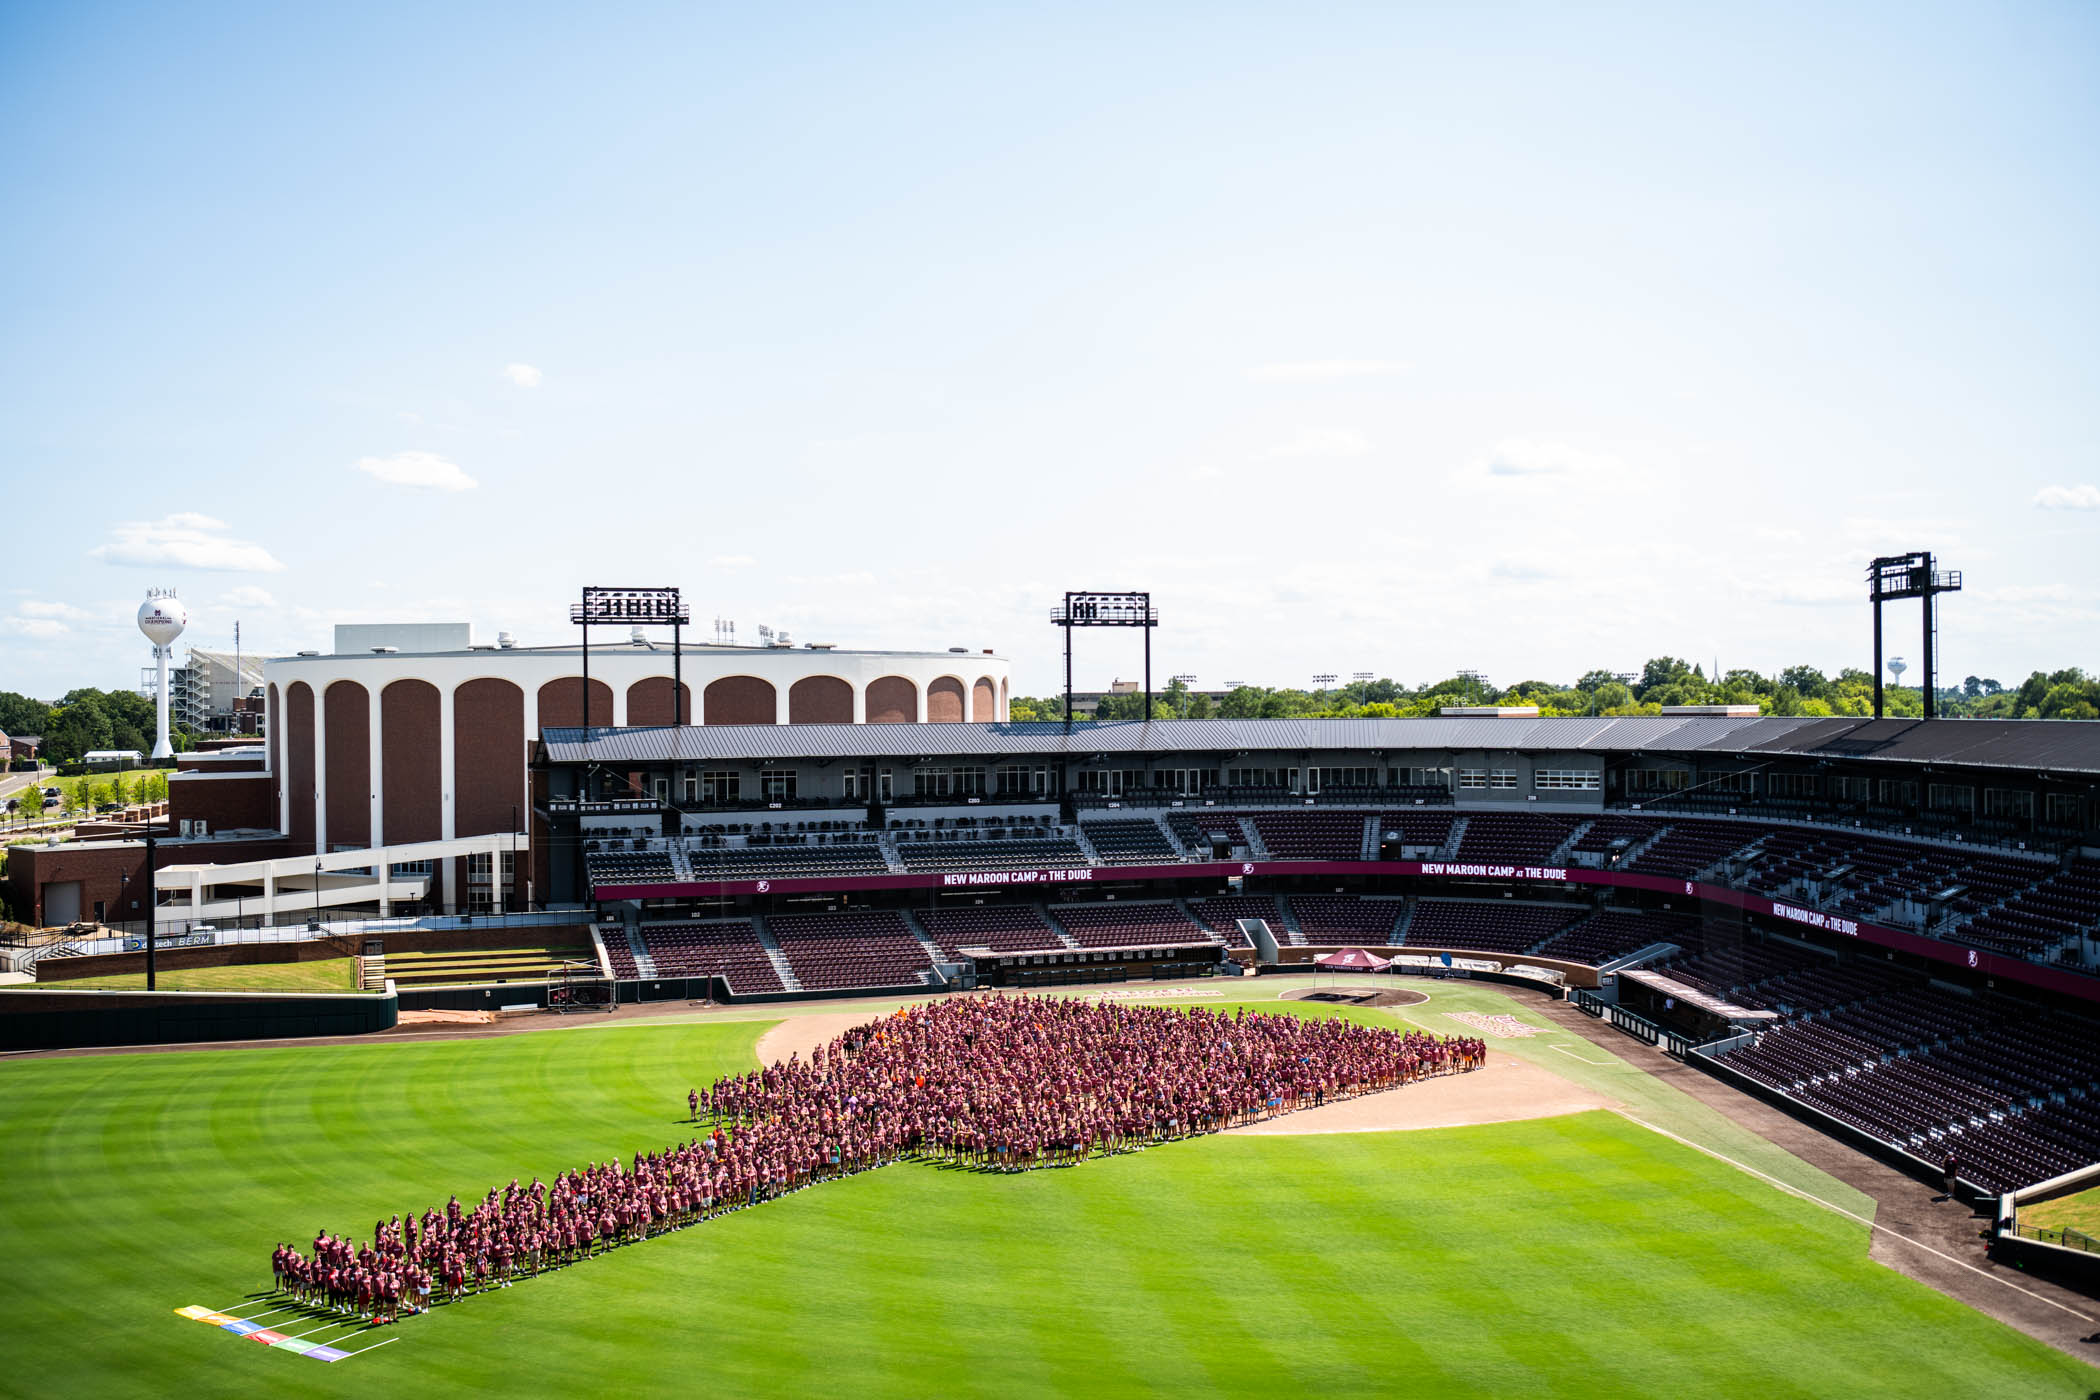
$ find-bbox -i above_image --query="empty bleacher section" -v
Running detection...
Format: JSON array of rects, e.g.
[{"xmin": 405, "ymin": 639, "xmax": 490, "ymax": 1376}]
[
  {"xmin": 1954, "ymin": 859, "xmax": 2100, "ymax": 958},
  {"xmin": 1452, "ymin": 813, "xmax": 1580, "ymax": 865},
  {"xmin": 684, "ymin": 843, "xmax": 890, "ymax": 880},
  {"xmin": 1533, "ymin": 908, "xmax": 1701, "ymax": 965},
  {"xmin": 1246, "ymin": 811, "xmax": 1371, "ymax": 860},
  {"xmin": 584, "ymin": 848, "xmax": 677, "ymax": 886},
  {"xmin": 382, "ymin": 941, "xmax": 600, "ymax": 986},
  {"xmin": 1369, "ymin": 811, "xmax": 1458, "ymax": 851},
  {"xmin": 1621, "ymin": 820, "xmax": 1766, "ymax": 877},
  {"xmin": 1289, "ymin": 895, "xmax": 1405, "ymax": 944},
  {"xmin": 896, "ymin": 834, "xmax": 1087, "ymax": 874},
  {"xmin": 916, "ymin": 905, "xmax": 1068, "ymax": 959},
  {"xmin": 1404, "ymin": 899, "xmax": 1584, "ymax": 954},
  {"xmin": 1565, "ymin": 814, "xmax": 1664, "ymax": 862},
  {"xmin": 1051, "ymin": 901, "xmax": 1214, "ymax": 948},
  {"xmin": 1165, "ymin": 811, "xmax": 1250, "ymax": 855},
  {"xmin": 1656, "ymin": 940, "xmax": 1828, "ymax": 1007},
  {"xmin": 1080, "ymin": 819, "xmax": 1181, "ymax": 865},
  {"xmin": 1704, "ymin": 965, "xmax": 2100, "ymax": 1192},
  {"xmin": 765, "ymin": 910, "xmax": 933, "ymax": 989},
  {"xmin": 635, "ymin": 919, "xmax": 784, "ymax": 993}
]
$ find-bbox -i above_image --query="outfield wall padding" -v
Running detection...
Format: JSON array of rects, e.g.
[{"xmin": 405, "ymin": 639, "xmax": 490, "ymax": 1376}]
[{"xmin": 0, "ymin": 988, "xmax": 398, "ymax": 1051}]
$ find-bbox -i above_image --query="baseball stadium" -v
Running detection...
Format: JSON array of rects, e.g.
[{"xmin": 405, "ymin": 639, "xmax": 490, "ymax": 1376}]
[{"xmin": 4, "ymin": 588, "xmax": 2099, "ymax": 1398}]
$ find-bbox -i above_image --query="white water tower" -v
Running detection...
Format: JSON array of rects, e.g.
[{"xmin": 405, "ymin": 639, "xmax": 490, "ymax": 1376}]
[
  {"xmin": 1887, "ymin": 655, "xmax": 1908, "ymax": 689},
  {"xmin": 138, "ymin": 589, "xmax": 188, "ymax": 759}
]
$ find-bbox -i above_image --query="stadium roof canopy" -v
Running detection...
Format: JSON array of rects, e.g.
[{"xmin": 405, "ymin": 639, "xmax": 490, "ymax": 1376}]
[{"xmin": 541, "ymin": 715, "xmax": 2100, "ymax": 775}]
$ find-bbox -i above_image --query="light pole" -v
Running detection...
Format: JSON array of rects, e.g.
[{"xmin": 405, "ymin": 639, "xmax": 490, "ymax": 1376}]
[
  {"xmin": 1172, "ymin": 674, "xmax": 1197, "ymax": 719},
  {"xmin": 310, "ymin": 858, "xmax": 323, "ymax": 933}
]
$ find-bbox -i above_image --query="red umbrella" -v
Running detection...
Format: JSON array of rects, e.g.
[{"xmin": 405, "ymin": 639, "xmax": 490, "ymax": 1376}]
[{"xmin": 1312, "ymin": 947, "xmax": 1391, "ymax": 971}]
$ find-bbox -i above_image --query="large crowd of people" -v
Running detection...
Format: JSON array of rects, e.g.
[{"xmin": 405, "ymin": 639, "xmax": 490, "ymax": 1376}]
[{"xmin": 268, "ymin": 995, "xmax": 1482, "ymax": 1321}]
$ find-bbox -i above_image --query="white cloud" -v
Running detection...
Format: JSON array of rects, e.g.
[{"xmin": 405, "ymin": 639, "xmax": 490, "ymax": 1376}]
[
  {"xmin": 504, "ymin": 363, "xmax": 543, "ymax": 388},
  {"xmin": 19, "ymin": 600, "xmax": 94, "ymax": 622},
  {"xmin": 355, "ymin": 450, "xmax": 478, "ymax": 493},
  {"xmin": 710, "ymin": 554, "xmax": 757, "ymax": 569},
  {"xmin": 1480, "ymin": 439, "xmax": 1620, "ymax": 478},
  {"xmin": 2033, "ymin": 483, "xmax": 2100, "ymax": 510},
  {"xmin": 1, "ymin": 617, "xmax": 67, "ymax": 639},
  {"xmin": 1246, "ymin": 360, "xmax": 1410, "ymax": 383},
  {"xmin": 220, "ymin": 585, "xmax": 278, "ymax": 609},
  {"xmin": 90, "ymin": 514, "xmax": 285, "ymax": 573},
  {"xmin": 1272, "ymin": 428, "xmax": 1370, "ymax": 459}
]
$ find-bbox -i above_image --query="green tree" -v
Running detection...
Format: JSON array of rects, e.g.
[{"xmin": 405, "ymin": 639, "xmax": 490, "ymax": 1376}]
[
  {"xmin": 1778, "ymin": 665, "xmax": 1831, "ymax": 698},
  {"xmin": 45, "ymin": 697, "xmax": 113, "ymax": 764},
  {"xmin": 1635, "ymin": 657, "xmax": 1695, "ymax": 699},
  {"xmin": 0, "ymin": 692, "xmax": 52, "ymax": 739}
]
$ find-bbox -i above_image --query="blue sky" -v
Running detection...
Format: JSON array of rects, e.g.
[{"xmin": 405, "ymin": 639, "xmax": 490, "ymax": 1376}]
[{"xmin": 3, "ymin": 1, "xmax": 2096, "ymax": 699}]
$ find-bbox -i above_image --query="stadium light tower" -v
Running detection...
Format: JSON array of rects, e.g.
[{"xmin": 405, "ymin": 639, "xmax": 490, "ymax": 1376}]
[
  {"xmin": 1051, "ymin": 591, "xmax": 1158, "ymax": 734},
  {"xmin": 1171, "ymin": 673, "xmax": 1197, "ymax": 719},
  {"xmin": 573, "ymin": 587, "xmax": 691, "ymax": 727},
  {"xmin": 1313, "ymin": 673, "xmax": 1337, "ymax": 691},
  {"xmin": 1867, "ymin": 554, "xmax": 1962, "ymax": 719}
]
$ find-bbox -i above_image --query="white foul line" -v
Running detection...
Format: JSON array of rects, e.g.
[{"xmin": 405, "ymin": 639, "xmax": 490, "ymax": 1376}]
[
  {"xmin": 1549, "ymin": 1043, "xmax": 1615, "ymax": 1066},
  {"xmin": 1618, "ymin": 1112, "xmax": 2096, "ymax": 1324},
  {"xmin": 332, "ymin": 1335, "xmax": 400, "ymax": 1359}
]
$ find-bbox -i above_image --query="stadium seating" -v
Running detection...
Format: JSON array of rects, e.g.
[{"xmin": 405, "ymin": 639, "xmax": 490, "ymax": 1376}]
[
  {"xmin": 1082, "ymin": 819, "xmax": 1182, "ymax": 865},
  {"xmin": 1452, "ymin": 813, "xmax": 1580, "ymax": 865},
  {"xmin": 684, "ymin": 845, "xmax": 891, "ymax": 880},
  {"xmin": 896, "ymin": 837, "xmax": 1087, "ymax": 874},
  {"xmin": 1404, "ymin": 899, "xmax": 1585, "ymax": 954},
  {"xmin": 584, "ymin": 849, "xmax": 677, "ymax": 885},
  {"xmin": 1532, "ymin": 908, "xmax": 1701, "ymax": 965},
  {"xmin": 1246, "ymin": 811, "xmax": 1370, "ymax": 860},
  {"xmin": 1289, "ymin": 895, "xmax": 1406, "ymax": 944},
  {"xmin": 764, "ymin": 910, "xmax": 933, "ymax": 989},
  {"xmin": 635, "ymin": 919, "xmax": 784, "ymax": 993},
  {"xmin": 1049, "ymin": 901, "xmax": 1214, "ymax": 948},
  {"xmin": 915, "ymin": 905, "xmax": 1067, "ymax": 960}
]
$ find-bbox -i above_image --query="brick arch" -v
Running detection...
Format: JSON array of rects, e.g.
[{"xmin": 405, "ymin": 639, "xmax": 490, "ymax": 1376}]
[
  {"xmin": 323, "ymin": 680, "xmax": 370, "ymax": 847},
  {"xmin": 625, "ymin": 676, "xmax": 692, "ymax": 727},
  {"xmin": 286, "ymin": 681, "xmax": 315, "ymax": 849},
  {"xmin": 454, "ymin": 678, "xmax": 524, "ymax": 838},
  {"xmin": 789, "ymin": 675, "xmax": 853, "ymax": 724},
  {"xmin": 704, "ymin": 675, "xmax": 777, "ymax": 726},
  {"xmin": 381, "ymin": 679, "xmax": 442, "ymax": 845},
  {"xmin": 972, "ymin": 676, "xmax": 997, "ymax": 722},
  {"xmin": 865, "ymin": 675, "xmax": 917, "ymax": 725},
  {"xmin": 268, "ymin": 682, "xmax": 282, "ymax": 823},
  {"xmin": 537, "ymin": 677, "xmax": 612, "ymax": 731},
  {"xmin": 927, "ymin": 675, "xmax": 966, "ymax": 724}
]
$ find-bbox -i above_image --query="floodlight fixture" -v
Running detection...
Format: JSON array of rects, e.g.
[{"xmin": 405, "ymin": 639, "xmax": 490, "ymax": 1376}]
[
  {"xmin": 1050, "ymin": 591, "xmax": 1158, "ymax": 734},
  {"xmin": 573, "ymin": 587, "xmax": 691, "ymax": 726}
]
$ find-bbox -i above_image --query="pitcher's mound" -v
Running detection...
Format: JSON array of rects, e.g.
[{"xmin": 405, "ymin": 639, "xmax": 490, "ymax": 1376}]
[{"xmin": 1281, "ymin": 986, "xmax": 1428, "ymax": 1008}]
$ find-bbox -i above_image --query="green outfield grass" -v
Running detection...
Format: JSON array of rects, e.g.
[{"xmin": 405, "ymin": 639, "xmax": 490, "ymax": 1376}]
[
  {"xmin": 26, "ymin": 957, "xmax": 361, "ymax": 993},
  {"xmin": 0, "ymin": 999, "xmax": 2089, "ymax": 1399},
  {"xmin": 2023, "ymin": 1182, "xmax": 2100, "ymax": 1240}
]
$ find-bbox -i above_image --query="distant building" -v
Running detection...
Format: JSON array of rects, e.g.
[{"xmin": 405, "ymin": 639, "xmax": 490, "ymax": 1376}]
[
  {"xmin": 140, "ymin": 647, "xmax": 268, "ymax": 735},
  {"xmin": 8, "ymin": 734, "xmax": 39, "ymax": 761}
]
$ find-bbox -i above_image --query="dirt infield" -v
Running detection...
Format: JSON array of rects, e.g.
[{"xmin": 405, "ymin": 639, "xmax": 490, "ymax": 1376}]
[
  {"xmin": 754, "ymin": 1012, "xmax": 878, "ymax": 1068},
  {"xmin": 1229, "ymin": 1052, "xmax": 1611, "ymax": 1136}
]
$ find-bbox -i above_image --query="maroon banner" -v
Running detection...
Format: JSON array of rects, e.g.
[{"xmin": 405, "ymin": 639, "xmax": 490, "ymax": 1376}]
[{"xmin": 594, "ymin": 858, "xmax": 2100, "ymax": 1004}]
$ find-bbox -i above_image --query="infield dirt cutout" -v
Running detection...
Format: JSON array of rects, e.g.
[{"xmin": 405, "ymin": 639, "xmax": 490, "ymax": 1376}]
[{"xmin": 754, "ymin": 1008, "xmax": 1611, "ymax": 1138}]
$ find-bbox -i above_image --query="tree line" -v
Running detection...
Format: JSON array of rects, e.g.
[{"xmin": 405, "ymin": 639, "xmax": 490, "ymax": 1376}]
[
  {"xmin": 1008, "ymin": 660, "xmax": 2100, "ymax": 724},
  {"xmin": 0, "ymin": 688, "xmax": 196, "ymax": 765}
]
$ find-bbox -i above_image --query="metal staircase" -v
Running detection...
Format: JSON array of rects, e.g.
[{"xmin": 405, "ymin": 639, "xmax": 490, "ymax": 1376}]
[{"xmin": 749, "ymin": 915, "xmax": 802, "ymax": 991}]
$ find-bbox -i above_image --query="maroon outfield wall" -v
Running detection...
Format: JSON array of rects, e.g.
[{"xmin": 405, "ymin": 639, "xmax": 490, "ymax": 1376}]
[{"xmin": 594, "ymin": 858, "xmax": 2100, "ymax": 1006}]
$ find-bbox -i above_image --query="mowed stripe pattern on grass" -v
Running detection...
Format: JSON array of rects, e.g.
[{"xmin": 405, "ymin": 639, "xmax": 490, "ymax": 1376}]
[{"xmin": 0, "ymin": 1013, "xmax": 2087, "ymax": 1398}]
